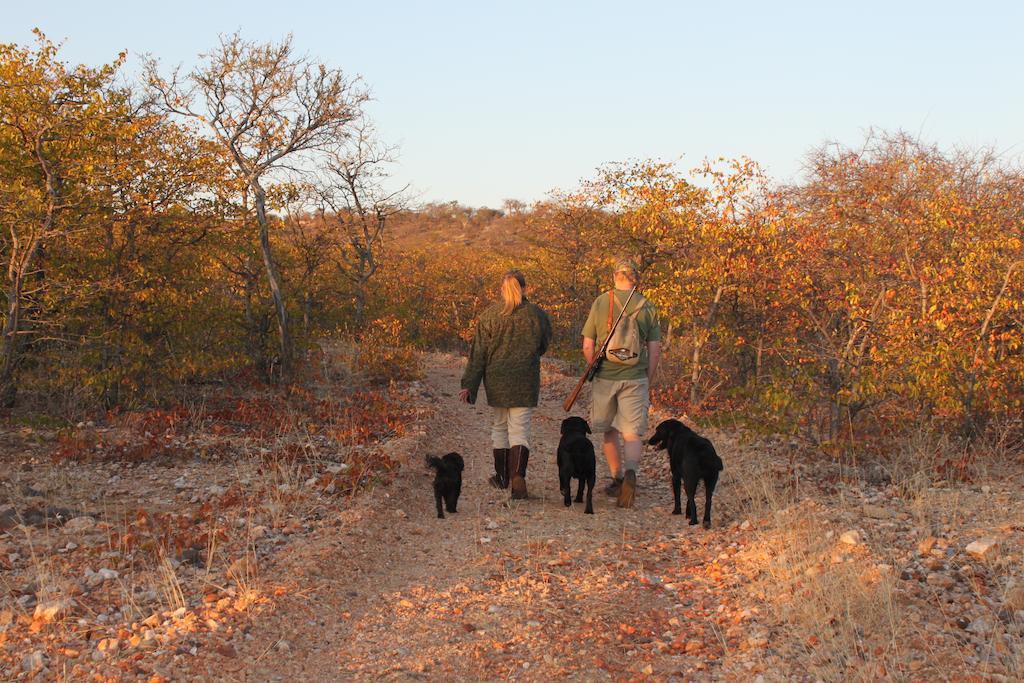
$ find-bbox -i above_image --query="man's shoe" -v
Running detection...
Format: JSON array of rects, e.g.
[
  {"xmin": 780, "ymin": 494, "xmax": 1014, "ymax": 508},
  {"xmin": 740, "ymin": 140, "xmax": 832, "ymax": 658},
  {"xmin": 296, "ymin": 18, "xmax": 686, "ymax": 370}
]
[
  {"xmin": 604, "ymin": 477, "xmax": 623, "ymax": 497},
  {"xmin": 617, "ymin": 469, "xmax": 637, "ymax": 508},
  {"xmin": 509, "ymin": 445, "xmax": 530, "ymax": 500},
  {"xmin": 489, "ymin": 448, "xmax": 509, "ymax": 489}
]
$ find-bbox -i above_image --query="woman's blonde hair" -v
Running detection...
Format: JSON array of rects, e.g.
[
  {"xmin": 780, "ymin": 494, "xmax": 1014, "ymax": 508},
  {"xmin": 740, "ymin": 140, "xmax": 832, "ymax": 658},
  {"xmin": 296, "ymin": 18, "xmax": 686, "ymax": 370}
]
[{"xmin": 500, "ymin": 270, "xmax": 527, "ymax": 315}]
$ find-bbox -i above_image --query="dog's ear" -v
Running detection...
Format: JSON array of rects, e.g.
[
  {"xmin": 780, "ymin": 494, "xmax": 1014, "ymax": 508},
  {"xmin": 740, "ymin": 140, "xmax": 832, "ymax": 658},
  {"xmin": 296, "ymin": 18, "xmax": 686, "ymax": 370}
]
[
  {"xmin": 585, "ymin": 421, "xmax": 591, "ymax": 434},
  {"xmin": 560, "ymin": 420, "xmax": 568, "ymax": 435},
  {"xmin": 649, "ymin": 420, "xmax": 679, "ymax": 446},
  {"xmin": 445, "ymin": 452, "xmax": 464, "ymax": 469},
  {"xmin": 647, "ymin": 425, "xmax": 663, "ymax": 446}
]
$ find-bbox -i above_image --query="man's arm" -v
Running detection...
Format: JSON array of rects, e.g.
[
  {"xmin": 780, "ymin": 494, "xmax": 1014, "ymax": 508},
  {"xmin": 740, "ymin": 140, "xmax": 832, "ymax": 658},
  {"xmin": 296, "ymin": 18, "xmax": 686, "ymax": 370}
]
[
  {"xmin": 646, "ymin": 341, "xmax": 661, "ymax": 383},
  {"xmin": 580, "ymin": 297, "xmax": 599, "ymax": 365},
  {"xmin": 582, "ymin": 336, "xmax": 596, "ymax": 365}
]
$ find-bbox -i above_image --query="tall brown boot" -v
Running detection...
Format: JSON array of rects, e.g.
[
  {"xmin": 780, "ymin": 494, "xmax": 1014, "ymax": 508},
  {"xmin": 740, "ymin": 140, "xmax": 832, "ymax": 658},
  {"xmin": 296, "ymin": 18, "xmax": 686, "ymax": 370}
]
[
  {"xmin": 489, "ymin": 449, "xmax": 509, "ymax": 489},
  {"xmin": 509, "ymin": 445, "xmax": 530, "ymax": 500}
]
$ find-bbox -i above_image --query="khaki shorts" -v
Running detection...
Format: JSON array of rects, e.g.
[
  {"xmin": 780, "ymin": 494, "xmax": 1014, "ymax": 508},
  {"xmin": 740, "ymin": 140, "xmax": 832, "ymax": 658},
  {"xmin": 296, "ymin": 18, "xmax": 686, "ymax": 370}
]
[
  {"xmin": 590, "ymin": 377, "xmax": 650, "ymax": 436},
  {"xmin": 491, "ymin": 407, "xmax": 534, "ymax": 450}
]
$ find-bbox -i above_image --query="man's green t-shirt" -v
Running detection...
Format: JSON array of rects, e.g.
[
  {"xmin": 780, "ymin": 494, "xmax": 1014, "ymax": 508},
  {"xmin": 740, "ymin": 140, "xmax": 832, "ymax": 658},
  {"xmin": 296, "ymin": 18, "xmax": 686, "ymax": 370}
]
[{"xmin": 582, "ymin": 289, "xmax": 662, "ymax": 381}]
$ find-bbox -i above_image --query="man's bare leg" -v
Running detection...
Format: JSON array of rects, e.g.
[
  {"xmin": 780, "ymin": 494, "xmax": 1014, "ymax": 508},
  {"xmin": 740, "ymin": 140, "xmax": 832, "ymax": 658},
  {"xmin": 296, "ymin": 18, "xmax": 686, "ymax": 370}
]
[
  {"xmin": 603, "ymin": 428, "xmax": 623, "ymax": 495},
  {"xmin": 617, "ymin": 432, "xmax": 643, "ymax": 508},
  {"xmin": 621, "ymin": 433, "xmax": 642, "ymax": 472}
]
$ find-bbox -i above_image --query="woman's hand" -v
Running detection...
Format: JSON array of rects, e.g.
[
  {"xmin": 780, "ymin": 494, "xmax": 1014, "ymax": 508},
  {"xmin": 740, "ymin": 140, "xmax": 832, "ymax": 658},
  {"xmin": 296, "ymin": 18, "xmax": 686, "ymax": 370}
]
[{"xmin": 458, "ymin": 389, "xmax": 471, "ymax": 403}]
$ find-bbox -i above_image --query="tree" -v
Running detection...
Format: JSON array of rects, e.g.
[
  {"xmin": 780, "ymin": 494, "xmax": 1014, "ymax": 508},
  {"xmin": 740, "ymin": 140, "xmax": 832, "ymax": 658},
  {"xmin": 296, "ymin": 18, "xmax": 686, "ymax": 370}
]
[
  {"xmin": 315, "ymin": 121, "xmax": 408, "ymax": 326},
  {"xmin": 583, "ymin": 159, "xmax": 770, "ymax": 407},
  {"xmin": 779, "ymin": 132, "xmax": 1024, "ymax": 443},
  {"xmin": 274, "ymin": 183, "xmax": 333, "ymax": 337},
  {"xmin": 0, "ymin": 32, "xmax": 127, "ymax": 406},
  {"xmin": 522, "ymin": 195, "xmax": 607, "ymax": 347},
  {"xmin": 148, "ymin": 32, "xmax": 368, "ymax": 379}
]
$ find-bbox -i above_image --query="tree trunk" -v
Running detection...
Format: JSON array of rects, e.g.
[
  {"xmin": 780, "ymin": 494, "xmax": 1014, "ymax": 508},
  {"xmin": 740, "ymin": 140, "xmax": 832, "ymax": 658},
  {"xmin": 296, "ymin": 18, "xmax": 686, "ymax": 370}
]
[
  {"xmin": 960, "ymin": 261, "xmax": 1021, "ymax": 439},
  {"xmin": 351, "ymin": 248, "xmax": 373, "ymax": 327},
  {"xmin": 252, "ymin": 180, "xmax": 293, "ymax": 380},
  {"xmin": 353, "ymin": 282, "xmax": 367, "ymax": 327},
  {"xmin": 0, "ymin": 236, "xmax": 44, "ymax": 408},
  {"xmin": 1, "ymin": 135, "xmax": 59, "ymax": 408},
  {"xmin": 303, "ymin": 292, "xmax": 312, "ymax": 337},
  {"xmin": 0, "ymin": 292, "xmax": 24, "ymax": 409},
  {"xmin": 754, "ymin": 336, "xmax": 763, "ymax": 387},
  {"xmin": 827, "ymin": 357, "xmax": 842, "ymax": 442},
  {"xmin": 689, "ymin": 285, "xmax": 727, "ymax": 406},
  {"xmin": 689, "ymin": 335, "xmax": 703, "ymax": 406},
  {"xmin": 962, "ymin": 371, "xmax": 978, "ymax": 438}
]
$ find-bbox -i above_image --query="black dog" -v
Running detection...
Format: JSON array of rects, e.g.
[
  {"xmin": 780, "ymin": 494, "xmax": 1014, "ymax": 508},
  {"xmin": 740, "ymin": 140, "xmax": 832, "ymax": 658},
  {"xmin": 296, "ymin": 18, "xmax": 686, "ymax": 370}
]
[
  {"xmin": 426, "ymin": 452, "xmax": 464, "ymax": 519},
  {"xmin": 648, "ymin": 419, "xmax": 723, "ymax": 526},
  {"xmin": 557, "ymin": 416, "xmax": 596, "ymax": 514}
]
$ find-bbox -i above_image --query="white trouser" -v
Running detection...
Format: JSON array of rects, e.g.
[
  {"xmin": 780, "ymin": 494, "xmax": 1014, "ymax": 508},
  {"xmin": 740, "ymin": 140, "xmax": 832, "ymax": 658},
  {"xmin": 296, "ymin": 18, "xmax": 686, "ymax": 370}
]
[{"xmin": 491, "ymin": 407, "xmax": 534, "ymax": 450}]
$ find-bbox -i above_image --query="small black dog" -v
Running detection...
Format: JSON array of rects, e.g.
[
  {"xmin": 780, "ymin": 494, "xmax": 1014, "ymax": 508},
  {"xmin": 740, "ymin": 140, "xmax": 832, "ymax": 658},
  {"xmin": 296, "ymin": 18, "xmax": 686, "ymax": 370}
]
[
  {"xmin": 557, "ymin": 416, "xmax": 596, "ymax": 514},
  {"xmin": 426, "ymin": 452, "xmax": 464, "ymax": 519},
  {"xmin": 648, "ymin": 419, "xmax": 723, "ymax": 526}
]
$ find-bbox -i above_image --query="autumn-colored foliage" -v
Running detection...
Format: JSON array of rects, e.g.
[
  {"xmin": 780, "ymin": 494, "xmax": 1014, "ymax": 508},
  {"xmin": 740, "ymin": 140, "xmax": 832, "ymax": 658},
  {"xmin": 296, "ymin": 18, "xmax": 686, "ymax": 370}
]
[
  {"xmin": 560, "ymin": 140, "xmax": 1023, "ymax": 449},
  {"xmin": 2, "ymin": 35, "xmax": 1022, "ymax": 456}
]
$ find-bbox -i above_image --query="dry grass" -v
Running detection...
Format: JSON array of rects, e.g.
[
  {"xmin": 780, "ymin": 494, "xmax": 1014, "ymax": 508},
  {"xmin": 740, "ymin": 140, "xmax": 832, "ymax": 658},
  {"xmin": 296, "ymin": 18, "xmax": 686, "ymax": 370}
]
[
  {"xmin": 721, "ymin": 426, "xmax": 1024, "ymax": 682},
  {"xmin": 753, "ymin": 508, "xmax": 907, "ymax": 680},
  {"xmin": 0, "ymin": 359, "xmax": 421, "ymax": 678}
]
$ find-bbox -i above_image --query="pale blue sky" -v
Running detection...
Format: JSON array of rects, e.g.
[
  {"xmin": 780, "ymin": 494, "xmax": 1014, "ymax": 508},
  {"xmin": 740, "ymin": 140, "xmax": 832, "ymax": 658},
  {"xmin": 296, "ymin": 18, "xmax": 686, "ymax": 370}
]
[{"xmin": 5, "ymin": 1, "xmax": 1022, "ymax": 207}]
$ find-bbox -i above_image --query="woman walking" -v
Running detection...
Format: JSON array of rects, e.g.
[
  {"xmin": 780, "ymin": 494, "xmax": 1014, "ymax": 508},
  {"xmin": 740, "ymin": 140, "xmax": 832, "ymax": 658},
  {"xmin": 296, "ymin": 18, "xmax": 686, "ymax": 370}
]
[{"xmin": 460, "ymin": 270, "xmax": 552, "ymax": 499}]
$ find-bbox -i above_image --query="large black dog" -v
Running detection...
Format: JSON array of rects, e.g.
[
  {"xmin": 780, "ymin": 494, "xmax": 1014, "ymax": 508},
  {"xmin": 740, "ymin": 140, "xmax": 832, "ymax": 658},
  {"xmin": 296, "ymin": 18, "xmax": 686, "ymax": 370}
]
[
  {"xmin": 426, "ymin": 452, "xmax": 464, "ymax": 519},
  {"xmin": 557, "ymin": 416, "xmax": 596, "ymax": 514},
  {"xmin": 648, "ymin": 419, "xmax": 723, "ymax": 526}
]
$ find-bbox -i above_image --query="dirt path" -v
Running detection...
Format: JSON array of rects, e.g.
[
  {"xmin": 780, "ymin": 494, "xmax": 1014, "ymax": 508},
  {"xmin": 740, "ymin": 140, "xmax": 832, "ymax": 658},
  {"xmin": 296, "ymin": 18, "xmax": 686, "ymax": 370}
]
[
  {"xmin": 196, "ymin": 356, "xmax": 766, "ymax": 681},
  {"xmin": 4, "ymin": 353, "xmax": 1020, "ymax": 680}
]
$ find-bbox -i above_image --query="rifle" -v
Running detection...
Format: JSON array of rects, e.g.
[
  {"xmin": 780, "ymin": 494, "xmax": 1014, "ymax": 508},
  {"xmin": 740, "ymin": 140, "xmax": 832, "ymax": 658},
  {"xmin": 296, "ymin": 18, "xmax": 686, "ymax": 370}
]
[{"xmin": 563, "ymin": 287, "xmax": 637, "ymax": 412}]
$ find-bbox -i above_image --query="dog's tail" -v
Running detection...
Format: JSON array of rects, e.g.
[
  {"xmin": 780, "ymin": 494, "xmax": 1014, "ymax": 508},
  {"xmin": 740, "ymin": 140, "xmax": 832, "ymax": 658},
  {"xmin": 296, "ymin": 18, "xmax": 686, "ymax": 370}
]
[
  {"xmin": 699, "ymin": 440, "xmax": 724, "ymax": 471},
  {"xmin": 425, "ymin": 455, "xmax": 444, "ymax": 471}
]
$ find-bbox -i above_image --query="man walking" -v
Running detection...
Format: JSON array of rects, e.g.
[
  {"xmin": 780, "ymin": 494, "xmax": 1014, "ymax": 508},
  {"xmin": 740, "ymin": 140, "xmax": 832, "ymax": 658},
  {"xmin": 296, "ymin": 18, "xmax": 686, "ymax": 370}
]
[{"xmin": 581, "ymin": 260, "xmax": 661, "ymax": 508}]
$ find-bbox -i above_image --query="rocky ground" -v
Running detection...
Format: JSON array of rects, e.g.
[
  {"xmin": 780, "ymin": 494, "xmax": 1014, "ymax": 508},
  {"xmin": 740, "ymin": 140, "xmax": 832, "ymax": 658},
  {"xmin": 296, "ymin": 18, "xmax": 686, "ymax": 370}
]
[{"xmin": 1, "ymin": 353, "xmax": 1022, "ymax": 681}]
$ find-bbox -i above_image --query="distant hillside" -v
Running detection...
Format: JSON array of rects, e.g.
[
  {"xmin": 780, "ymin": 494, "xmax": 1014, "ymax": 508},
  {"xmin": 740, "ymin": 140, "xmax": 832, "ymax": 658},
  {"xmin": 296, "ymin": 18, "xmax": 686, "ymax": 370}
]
[{"xmin": 385, "ymin": 203, "xmax": 534, "ymax": 251}]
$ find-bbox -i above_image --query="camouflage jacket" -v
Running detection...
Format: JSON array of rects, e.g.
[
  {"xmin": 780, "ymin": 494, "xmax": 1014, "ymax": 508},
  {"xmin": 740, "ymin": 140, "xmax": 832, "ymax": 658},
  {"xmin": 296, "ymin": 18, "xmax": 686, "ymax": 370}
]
[{"xmin": 461, "ymin": 299, "xmax": 552, "ymax": 407}]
